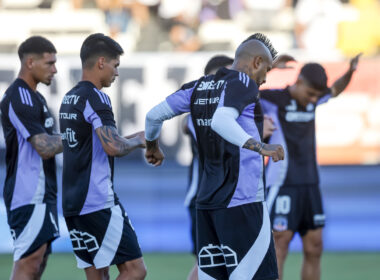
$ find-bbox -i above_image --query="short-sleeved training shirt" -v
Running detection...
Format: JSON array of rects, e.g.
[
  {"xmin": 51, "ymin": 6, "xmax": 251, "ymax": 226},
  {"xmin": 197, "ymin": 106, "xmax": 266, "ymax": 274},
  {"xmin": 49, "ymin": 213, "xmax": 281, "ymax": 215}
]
[
  {"xmin": 1, "ymin": 78, "xmax": 57, "ymax": 212},
  {"xmin": 59, "ymin": 81, "xmax": 118, "ymax": 217},
  {"xmin": 260, "ymin": 87, "xmax": 331, "ymax": 187}
]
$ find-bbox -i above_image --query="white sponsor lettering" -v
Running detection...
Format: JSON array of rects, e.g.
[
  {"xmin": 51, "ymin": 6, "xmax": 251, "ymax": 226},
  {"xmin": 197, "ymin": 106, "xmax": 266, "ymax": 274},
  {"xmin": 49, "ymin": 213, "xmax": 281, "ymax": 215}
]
[
  {"xmin": 59, "ymin": 112, "xmax": 77, "ymax": 120},
  {"xmin": 61, "ymin": 128, "xmax": 79, "ymax": 148},
  {"xmin": 44, "ymin": 117, "xmax": 54, "ymax": 128},
  {"xmin": 285, "ymin": 111, "xmax": 315, "ymax": 122},
  {"xmin": 194, "ymin": 97, "xmax": 219, "ymax": 105},
  {"xmin": 196, "ymin": 118, "xmax": 212, "ymax": 126},
  {"xmin": 197, "ymin": 80, "xmax": 225, "ymax": 91},
  {"xmin": 62, "ymin": 95, "xmax": 80, "ymax": 105}
]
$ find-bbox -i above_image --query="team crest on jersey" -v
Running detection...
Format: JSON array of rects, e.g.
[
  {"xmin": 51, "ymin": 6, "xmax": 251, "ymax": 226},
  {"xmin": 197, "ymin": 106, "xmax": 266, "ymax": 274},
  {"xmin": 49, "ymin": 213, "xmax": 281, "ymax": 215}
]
[
  {"xmin": 198, "ymin": 244, "xmax": 238, "ymax": 268},
  {"xmin": 273, "ymin": 216, "xmax": 288, "ymax": 231}
]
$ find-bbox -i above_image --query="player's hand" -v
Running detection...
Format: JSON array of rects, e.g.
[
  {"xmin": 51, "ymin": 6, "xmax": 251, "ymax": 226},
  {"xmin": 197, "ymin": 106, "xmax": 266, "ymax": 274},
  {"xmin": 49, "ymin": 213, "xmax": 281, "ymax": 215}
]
[
  {"xmin": 260, "ymin": 144, "xmax": 284, "ymax": 162},
  {"xmin": 349, "ymin": 53, "xmax": 362, "ymax": 72},
  {"xmin": 145, "ymin": 140, "xmax": 164, "ymax": 166},
  {"xmin": 263, "ymin": 115, "xmax": 276, "ymax": 139},
  {"xmin": 272, "ymin": 54, "xmax": 296, "ymax": 70},
  {"xmin": 133, "ymin": 131, "xmax": 146, "ymax": 148}
]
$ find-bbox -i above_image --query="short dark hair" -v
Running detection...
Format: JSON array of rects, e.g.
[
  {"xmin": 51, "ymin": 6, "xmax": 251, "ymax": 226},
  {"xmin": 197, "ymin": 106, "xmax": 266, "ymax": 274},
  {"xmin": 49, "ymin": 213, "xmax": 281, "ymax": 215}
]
[
  {"xmin": 80, "ymin": 33, "xmax": 124, "ymax": 68},
  {"xmin": 242, "ymin": 33, "xmax": 278, "ymax": 60},
  {"xmin": 299, "ymin": 63, "xmax": 328, "ymax": 91},
  {"xmin": 204, "ymin": 55, "xmax": 234, "ymax": 75},
  {"xmin": 18, "ymin": 36, "xmax": 56, "ymax": 60}
]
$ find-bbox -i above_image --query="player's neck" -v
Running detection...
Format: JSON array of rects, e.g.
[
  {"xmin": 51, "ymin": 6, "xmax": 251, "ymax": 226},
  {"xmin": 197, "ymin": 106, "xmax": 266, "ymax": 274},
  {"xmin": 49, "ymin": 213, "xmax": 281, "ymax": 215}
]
[
  {"xmin": 17, "ymin": 70, "xmax": 38, "ymax": 91},
  {"xmin": 82, "ymin": 71, "xmax": 102, "ymax": 90}
]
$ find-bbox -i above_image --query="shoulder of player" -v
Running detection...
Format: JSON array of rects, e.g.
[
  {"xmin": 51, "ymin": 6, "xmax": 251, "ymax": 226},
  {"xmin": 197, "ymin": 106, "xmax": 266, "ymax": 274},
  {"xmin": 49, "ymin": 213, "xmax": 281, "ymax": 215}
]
[{"xmin": 7, "ymin": 83, "xmax": 41, "ymax": 109}]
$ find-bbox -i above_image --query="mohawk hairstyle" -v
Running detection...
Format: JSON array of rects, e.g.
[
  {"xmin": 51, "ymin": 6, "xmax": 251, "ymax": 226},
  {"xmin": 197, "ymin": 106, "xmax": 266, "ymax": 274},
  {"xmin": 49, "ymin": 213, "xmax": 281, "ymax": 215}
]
[{"xmin": 242, "ymin": 33, "xmax": 278, "ymax": 60}]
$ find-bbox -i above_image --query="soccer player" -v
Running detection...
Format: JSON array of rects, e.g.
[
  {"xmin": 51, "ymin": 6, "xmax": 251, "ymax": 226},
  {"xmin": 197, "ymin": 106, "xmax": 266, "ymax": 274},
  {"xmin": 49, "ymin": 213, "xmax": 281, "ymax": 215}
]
[
  {"xmin": 145, "ymin": 33, "xmax": 284, "ymax": 280},
  {"xmin": 261, "ymin": 53, "xmax": 362, "ymax": 280},
  {"xmin": 59, "ymin": 33, "xmax": 146, "ymax": 280},
  {"xmin": 0, "ymin": 36, "xmax": 62, "ymax": 280},
  {"xmin": 184, "ymin": 54, "xmax": 277, "ymax": 280}
]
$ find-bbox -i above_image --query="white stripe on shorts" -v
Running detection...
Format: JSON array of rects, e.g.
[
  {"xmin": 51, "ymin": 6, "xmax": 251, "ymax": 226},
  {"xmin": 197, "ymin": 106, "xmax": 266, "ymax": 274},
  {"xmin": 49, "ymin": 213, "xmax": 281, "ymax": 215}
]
[
  {"xmin": 198, "ymin": 267, "xmax": 217, "ymax": 280},
  {"xmin": 229, "ymin": 202, "xmax": 271, "ymax": 280},
  {"xmin": 13, "ymin": 204, "xmax": 46, "ymax": 261},
  {"xmin": 93, "ymin": 205, "xmax": 124, "ymax": 268},
  {"xmin": 75, "ymin": 255, "xmax": 92, "ymax": 269}
]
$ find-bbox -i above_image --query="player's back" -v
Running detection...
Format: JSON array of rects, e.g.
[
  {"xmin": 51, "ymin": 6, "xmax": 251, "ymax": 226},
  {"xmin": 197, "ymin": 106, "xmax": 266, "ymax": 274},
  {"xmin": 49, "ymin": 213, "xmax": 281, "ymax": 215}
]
[
  {"xmin": 190, "ymin": 68, "xmax": 264, "ymax": 210},
  {"xmin": 59, "ymin": 81, "xmax": 118, "ymax": 217}
]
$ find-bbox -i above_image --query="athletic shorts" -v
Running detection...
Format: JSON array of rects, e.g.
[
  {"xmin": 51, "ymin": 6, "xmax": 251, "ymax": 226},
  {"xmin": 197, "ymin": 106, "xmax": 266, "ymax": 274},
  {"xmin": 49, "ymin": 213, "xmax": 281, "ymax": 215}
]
[
  {"xmin": 7, "ymin": 203, "xmax": 60, "ymax": 261},
  {"xmin": 188, "ymin": 205, "xmax": 196, "ymax": 255},
  {"xmin": 267, "ymin": 184, "xmax": 325, "ymax": 236},
  {"xmin": 65, "ymin": 204, "xmax": 142, "ymax": 269},
  {"xmin": 196, "ymin": 202, "xmax": 278, "ymax": 280}
]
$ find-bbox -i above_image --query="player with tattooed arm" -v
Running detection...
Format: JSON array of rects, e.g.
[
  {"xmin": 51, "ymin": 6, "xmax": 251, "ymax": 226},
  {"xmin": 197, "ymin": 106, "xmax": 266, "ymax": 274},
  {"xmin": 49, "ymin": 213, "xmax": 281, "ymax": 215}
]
[
  {"xmin": 1, "ymin": 36, "xmax": 62, "ymax": 280},
  {"xmin": 59, "ymin": 33, "xmax": 146, "ymax": 280}
]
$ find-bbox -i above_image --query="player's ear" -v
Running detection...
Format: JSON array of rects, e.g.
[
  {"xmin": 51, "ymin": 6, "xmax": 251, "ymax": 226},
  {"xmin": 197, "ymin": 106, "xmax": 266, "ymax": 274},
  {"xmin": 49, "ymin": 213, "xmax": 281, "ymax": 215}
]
[
  {"xmin": 24, "ymin": 55, "xmax": 34, "ymax": 70},
  {"xmin": 98, "ymin": 57, "xmax": 105, "ymax": 70},
  {"xmin": 252, "ymin": 56, "xmax": 263, "ymax": 70}
]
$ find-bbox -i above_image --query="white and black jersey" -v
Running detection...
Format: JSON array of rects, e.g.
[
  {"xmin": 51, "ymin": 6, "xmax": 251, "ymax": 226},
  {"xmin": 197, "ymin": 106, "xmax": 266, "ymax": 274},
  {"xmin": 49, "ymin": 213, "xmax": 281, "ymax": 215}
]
[
  {"xmin": 1, "ymin": 78, "xmax": 57, "ymax": 212},
  {"xmin": 166, "ymin": 67, "xmax": 265, "ymax": 210},
  {"xmin": 59, "ymin": 81, "xmax": 118, "ymax": 217}
]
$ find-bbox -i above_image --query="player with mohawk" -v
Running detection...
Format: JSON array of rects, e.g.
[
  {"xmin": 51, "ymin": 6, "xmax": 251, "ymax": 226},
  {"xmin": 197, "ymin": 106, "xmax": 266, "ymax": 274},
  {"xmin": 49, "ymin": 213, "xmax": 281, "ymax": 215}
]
[{"xmin": 145, "ymin": 33, "xmax": 284, "ymax": 280}]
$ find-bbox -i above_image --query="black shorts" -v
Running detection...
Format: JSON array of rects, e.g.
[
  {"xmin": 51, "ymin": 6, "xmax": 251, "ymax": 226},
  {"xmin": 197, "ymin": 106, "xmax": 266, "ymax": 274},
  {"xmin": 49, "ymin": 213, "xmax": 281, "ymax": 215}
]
[
  {"xmin": 65, "ymin": 204, "xmax": 142, "ymax": 269},
  {"xmin": 7, "ymin": 203, "xmax": 60, "ymax": 261},
  {"xmin": 188, "ymin": 205, "xmax": 196, "ymax": 255},
  {"xmin": 267, "ymin": 184, "xmax": 325, "ymax": 236},
  {"xmin": 196, "ymin": 202, "xmax": 278, "ymax": 280}
]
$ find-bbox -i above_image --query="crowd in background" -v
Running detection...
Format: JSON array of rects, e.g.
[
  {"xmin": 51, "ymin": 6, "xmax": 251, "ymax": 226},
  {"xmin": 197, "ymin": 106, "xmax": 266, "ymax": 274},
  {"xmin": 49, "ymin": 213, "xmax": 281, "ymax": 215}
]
[{"xmin": 0, "ymin": 0, "xmax": 379, "ymax": 55}]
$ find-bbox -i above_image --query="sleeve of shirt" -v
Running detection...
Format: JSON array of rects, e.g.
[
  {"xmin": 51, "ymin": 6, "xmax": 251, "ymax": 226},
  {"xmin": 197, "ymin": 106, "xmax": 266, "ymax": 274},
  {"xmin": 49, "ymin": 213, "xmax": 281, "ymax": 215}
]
[
  {"xmin": 221, "ymin": 76, "xmax": 259, "ymax": 115},
  {"xmin": 165, "ymin": 80, "xmax": 197, "ymax": 114},
  {"xmin": 317, "ymin": 91, "xmax": 332, "ymax": 106},
  {"xmin": 8, "ymin": 92, "xmax": 45, "ymax": 140},
  {"xmin": 83, "ymin": 89, "xmax": 116, "ymax": 129}
]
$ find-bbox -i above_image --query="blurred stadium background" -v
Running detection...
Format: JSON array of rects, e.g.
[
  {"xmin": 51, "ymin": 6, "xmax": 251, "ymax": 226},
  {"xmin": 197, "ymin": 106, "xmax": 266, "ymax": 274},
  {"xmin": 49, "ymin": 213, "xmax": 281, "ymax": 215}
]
[{"xmin": 0, "ymin": 0, "xmax": 379, "ymax": 279}]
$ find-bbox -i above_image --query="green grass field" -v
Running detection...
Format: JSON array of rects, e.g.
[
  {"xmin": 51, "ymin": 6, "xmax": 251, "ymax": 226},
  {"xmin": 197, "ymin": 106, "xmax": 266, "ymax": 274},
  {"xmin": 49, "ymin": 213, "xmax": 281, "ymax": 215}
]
[{"xmin": 0, "ymin": 252, "xmax": 379, "ymax": 280}]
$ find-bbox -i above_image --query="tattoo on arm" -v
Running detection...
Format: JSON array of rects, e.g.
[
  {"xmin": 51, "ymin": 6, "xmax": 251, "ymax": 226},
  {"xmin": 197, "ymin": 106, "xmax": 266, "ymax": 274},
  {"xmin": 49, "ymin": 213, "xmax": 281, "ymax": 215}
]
[
  {"xmin": 30, "ymin": 133, "xmax": 63, "ymax": 160},
  {"xmin": 243, "ymin": 138, "xmax": 264, "ymax": 153},
  {"xmin": 96, "ymin": 126, "xmax": 141, "ymax": 157}
]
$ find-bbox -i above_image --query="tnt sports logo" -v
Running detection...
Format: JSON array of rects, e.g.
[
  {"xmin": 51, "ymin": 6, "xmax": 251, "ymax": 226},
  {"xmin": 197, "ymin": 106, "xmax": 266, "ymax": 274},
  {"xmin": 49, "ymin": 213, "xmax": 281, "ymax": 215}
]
[
  {"xmin": 273, "ymin": 216, "xmax": 288, "ymax": 231},
  {"xmin": 198, "ymin": 244, "xmax": 237, "ymax": 268},
  {"xmin": 61, "ymin": 128, "xmax": 78, "ymax": 148},
  {"xmin": 69, "ymin": 229, "xmax": 99, "ymax": 252}
]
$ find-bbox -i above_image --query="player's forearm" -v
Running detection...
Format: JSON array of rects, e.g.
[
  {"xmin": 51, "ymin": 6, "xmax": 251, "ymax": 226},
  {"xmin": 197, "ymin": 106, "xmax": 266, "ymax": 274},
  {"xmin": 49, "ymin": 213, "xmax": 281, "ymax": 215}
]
[
  {"xmin": 211, "ymin": 107, "xmax": 251, "ymax": 147},
  {"xmin": 145, "ymin": 101, "xmax": 176, "ymax": 141},
  {"xmin": 30, "ymin": 133, "xmax": 63, "ymax": 160},
  {"xmin": 242, "ymin": 138, "xmax": 265, "ymax": 153},
  {"xmin": 96, "ymin": 126, "xmax": 144, "ymax": 157},
  {"xmin": 331, "ymin": 69, "xmax": 354, "ymax": 97}
]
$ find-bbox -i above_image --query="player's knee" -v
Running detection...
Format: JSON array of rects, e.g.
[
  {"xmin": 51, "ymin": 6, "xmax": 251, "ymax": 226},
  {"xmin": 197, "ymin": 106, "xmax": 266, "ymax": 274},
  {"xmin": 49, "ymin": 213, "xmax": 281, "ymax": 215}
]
[
  {"xmin": 304, "ymin": 240, "xmax": 323, "ymax": 259},
  {"xmin": 17, "ymin": 256, "xmax": 43, "ymax": 278},
  {"xmin": 118, "ymin": 264, "xmax": 147, "ymax": 280},
  {"xmin": 132, "ymin": 265, "xmax": 147, "ymax": 280}
]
